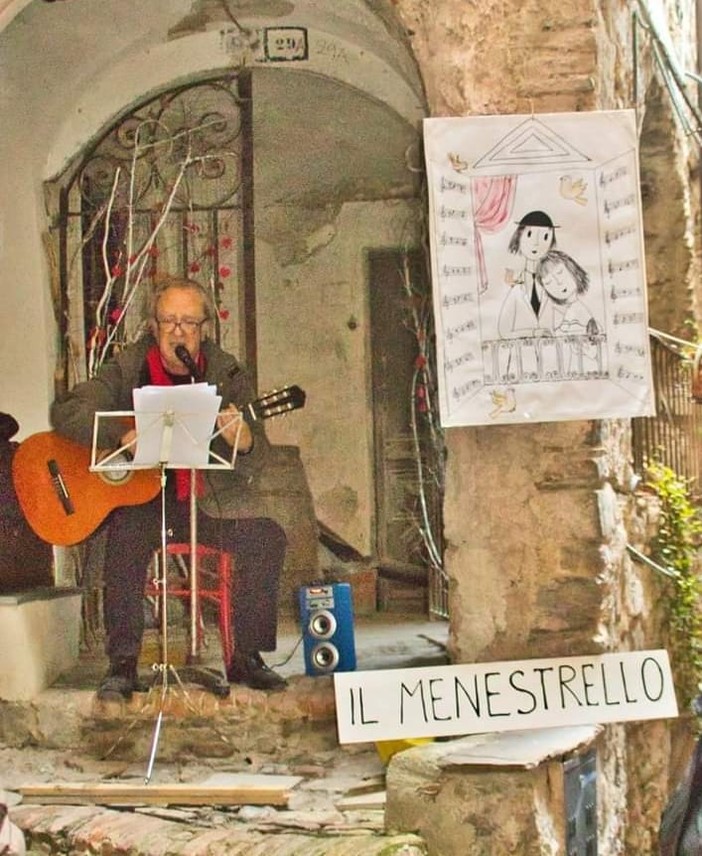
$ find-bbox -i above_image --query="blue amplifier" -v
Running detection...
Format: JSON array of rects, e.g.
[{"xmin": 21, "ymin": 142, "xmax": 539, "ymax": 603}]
[{"xmin": 298, "ymin": 583, "xmax": 357, "ymax": 676}]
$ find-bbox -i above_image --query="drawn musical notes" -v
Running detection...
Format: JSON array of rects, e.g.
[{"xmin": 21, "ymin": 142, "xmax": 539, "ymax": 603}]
[
  {"xmin": 440, "ymin": 176, "xmax": 469, "ymax": 194},
  {"xmin": 610, "ymin": 284, "xmax": 642, "ymax": 301},
  {"xmin": 608, "ymin": 258, "xmax": 639, "ymax": 276},
  {"xmin": 439, "ymin": 204, "xmax": 469, "ymax": 220},
  {"xmin": 599, "ymin": 165, "xmax": 628, "ymax": 187},
  {"xmin": 604, "ymin": 224, "xmax": 636, "ymax": 245},
  {"xmin": 441, "ymin": 265, "xmax": 472, "ymax": 278},
  {"xmin": 440, "ymin": 232, "xmax": 469, "ymax": 247},
  {"xmin": 603, "ymin": 193, "xmax": 636, "ymax": 217},
  {"xmin": 445, "ymin": 319, "xmax": 476, "ymax": 340},
  {"xmin": 613, "ymin": 312, "xmax": 645, "ymax": 325},
  {"xmin": 442, "ymin": 292, "xmax": 474, "ymax": 307},
  {"xmin": 617, "ymin": 365, "xmax": 645, "ymax": 381},
  {"xmin": 615, "ymin": 342, "xmax": 646, "ymax": 357},
  {"xmin": 451, "ymin": 379, "xmax": 481, "ymax": 399},
  {"xmin": 445, "ymin": 351, "xmax": 476, "ymax": 372}
]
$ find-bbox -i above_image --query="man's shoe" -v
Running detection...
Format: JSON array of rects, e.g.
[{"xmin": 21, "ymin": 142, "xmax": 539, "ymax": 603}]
[
  {"xmin": 96, "ymin": 657, "xmax": 149, "ymax": 702},
  {"xmin": 226, "ymin": 651, "xmax": 287, "ymax": 691}
]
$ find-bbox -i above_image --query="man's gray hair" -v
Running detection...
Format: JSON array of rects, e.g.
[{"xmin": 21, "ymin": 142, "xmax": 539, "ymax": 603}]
[{"xmin": 147, "ymin": 276, "xmax": 217, "ymax": 324}]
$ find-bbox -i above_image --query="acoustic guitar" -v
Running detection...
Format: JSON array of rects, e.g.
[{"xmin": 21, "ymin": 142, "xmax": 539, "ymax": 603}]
[{"xmin": 12, "ymin": 385, "xmax": 306, "ymax": 547}]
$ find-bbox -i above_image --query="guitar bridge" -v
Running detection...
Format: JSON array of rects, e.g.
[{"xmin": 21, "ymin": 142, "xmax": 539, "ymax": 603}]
[{"xmin": 47, "ymin": 459, "xmax": 75, "ymax": 516}]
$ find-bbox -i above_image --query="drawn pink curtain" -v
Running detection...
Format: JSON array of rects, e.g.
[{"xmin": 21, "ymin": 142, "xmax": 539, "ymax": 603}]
[{"xmin": 472, "ymin": 176, "xmax": 517, "ymax": 293}]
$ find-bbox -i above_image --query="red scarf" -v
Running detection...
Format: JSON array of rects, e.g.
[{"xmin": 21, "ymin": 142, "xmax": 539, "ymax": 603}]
[{"xmin": 145, "ymin": 345, "xmax": 207, "ymax": 501}]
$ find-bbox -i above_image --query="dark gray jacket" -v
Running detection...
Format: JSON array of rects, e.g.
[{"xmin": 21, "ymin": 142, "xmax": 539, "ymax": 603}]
[{"xmin": 50, "ymin": 337, "xmax": 272, "ymax": 519}]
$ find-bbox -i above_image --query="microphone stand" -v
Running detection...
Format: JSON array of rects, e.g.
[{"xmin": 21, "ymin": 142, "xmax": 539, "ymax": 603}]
[
  {"xmin": 171, "ymin": 345, "xmax": 230, "ymax": 698},
  {"xmin": 91, "ymin": 396, "xmax": 236, "ymax": 785}
]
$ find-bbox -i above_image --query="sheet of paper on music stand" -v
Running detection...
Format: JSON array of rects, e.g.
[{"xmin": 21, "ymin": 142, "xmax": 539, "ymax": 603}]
[{"xmin": 132, "ymin": 383, "xmax": 222, "ymax": 467}]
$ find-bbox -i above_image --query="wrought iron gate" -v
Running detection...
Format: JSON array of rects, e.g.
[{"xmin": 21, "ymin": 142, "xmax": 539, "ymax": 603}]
[{"xmin": 50, "ymin": 74, "xmax": 254, "ymax": 392}]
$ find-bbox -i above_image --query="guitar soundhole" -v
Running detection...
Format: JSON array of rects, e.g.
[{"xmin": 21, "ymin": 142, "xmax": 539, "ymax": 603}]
[{"xmin": 97, "ymin": 451, "xmax": 134, "ymax": 486}]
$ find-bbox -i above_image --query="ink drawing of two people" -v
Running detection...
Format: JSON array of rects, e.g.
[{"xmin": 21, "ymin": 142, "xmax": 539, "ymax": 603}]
[{"xmin": 497, "ymin": 210, "xmax": 601, "ymax": 373}]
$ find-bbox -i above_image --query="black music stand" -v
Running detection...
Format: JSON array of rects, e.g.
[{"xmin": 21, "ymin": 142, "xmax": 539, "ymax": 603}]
[{"xmin": 91, "ymin": 397, "xmax": 243, "ymax": 782}]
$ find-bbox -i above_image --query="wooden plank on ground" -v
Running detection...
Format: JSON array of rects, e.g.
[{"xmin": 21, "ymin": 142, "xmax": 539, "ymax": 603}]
[
  {"xmin": 20, "ymin": 780, "xmax": 295, "ymax": 807},
  {"xmin": 199, "ymin": 773, "xmax": 302, "ymax": 790},
  {"xmin": 335, "ymin": 791, "xmax": 387, "ymax": 811}
]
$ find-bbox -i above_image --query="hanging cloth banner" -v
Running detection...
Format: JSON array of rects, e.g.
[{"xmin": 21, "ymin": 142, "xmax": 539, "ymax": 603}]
[{"xmin": 423, "ymin": 109, "xmax": 655, "ymax": 427}]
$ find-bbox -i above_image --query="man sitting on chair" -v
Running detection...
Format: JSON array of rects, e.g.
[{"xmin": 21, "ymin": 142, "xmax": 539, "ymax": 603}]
[{"xmin": 51, "ymin": 276, "xmax": 288, "ymax": 699}]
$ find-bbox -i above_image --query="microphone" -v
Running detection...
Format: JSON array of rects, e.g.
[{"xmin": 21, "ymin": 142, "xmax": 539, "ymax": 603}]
[{"xmin": 175, "ymin": 344, "xmax": 202, "ymax": 381}]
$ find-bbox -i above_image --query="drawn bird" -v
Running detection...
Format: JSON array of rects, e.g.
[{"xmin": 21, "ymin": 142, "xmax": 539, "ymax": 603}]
[
  {"xmin": 560, "ymin": 175, "xmax": 588, "ymax": 206},
  {"xmin": 448, "ymin": 152, "xmax": 470, "ymax": 173},
  {"xmin": 489, "ymin": 387, "xmax": 516, "ymax": 418}
]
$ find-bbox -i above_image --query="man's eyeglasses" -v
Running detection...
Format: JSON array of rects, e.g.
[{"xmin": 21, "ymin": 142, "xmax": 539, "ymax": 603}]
[{"xmin": 156, "ymin": 317, "xmax": 206, "ymax": 333}]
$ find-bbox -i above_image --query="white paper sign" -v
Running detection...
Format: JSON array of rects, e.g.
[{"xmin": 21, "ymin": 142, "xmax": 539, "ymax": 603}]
[
  {"xmin": 423, "ymin": 109, "xmax": 655, "ymax": 427},
  {"xmin": 333, "ymin": 650, "xmax": 677, "ymax": 744}
]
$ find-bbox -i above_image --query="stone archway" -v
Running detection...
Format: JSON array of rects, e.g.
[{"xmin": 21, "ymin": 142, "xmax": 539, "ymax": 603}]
[{"xmin": 5, "ymin": 0, "xmax": 443, "ymax": 611}]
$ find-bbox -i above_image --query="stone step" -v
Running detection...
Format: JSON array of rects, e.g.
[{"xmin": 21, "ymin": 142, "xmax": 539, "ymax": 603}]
[
  {"xmin": 0, "ymin": 615, "xmax": 448, "ymax": 855},
  {"xmin": 12, "ymin": 802, "xmax": 428, "ymax": 855}
]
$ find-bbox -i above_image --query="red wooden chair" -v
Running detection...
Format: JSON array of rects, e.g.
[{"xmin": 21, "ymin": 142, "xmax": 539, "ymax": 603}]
[{"xmin": 146, "ymin": 543, "xmax": 234, "ymax": 667}]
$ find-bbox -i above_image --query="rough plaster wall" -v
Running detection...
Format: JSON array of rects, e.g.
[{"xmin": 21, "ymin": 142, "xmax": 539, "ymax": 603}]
[
  {"xmin": 592, "ymin": 0, "xmax": 637, "ymax": 109},
  {"xmin": 257, "ymin": 197, "xmax": 421, "ymax": 554},
  {"xmin": 395, "ymin": 0, "xmax": 599, "ymax": 116},
  {"xmin": 389, "ymin": 0, "xmax": 699, "ymax": 852},
  {"xmin": 444, "ymin": 419, "xmax": 607, "ymax": 664}
]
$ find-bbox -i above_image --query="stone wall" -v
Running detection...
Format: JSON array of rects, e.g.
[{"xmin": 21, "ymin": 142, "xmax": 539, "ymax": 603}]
[{"xmin": 389, "ymin": 0, "xmax": 700, "ymax": 851}]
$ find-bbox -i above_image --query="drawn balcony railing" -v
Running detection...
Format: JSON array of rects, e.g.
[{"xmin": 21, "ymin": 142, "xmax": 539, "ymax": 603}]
[{"xmin": 481, "ymin": 332, "xmax": 609, "ymax": 385}]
